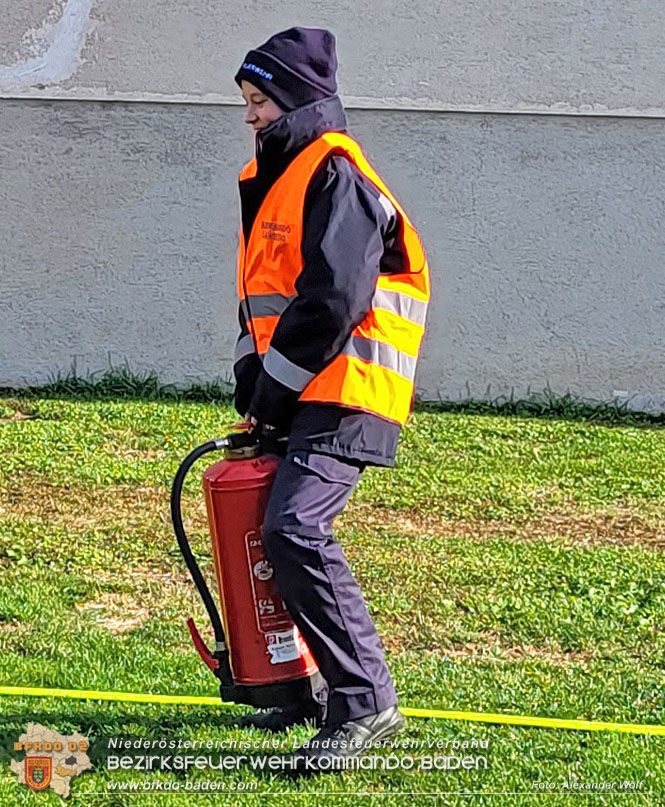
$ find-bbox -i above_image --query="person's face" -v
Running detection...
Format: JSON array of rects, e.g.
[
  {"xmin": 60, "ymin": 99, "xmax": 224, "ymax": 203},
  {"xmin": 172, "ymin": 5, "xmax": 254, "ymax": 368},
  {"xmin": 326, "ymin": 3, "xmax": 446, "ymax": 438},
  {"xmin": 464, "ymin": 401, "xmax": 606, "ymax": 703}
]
[{"xmin": 240, "ymin": 80, "xmax": 285, "ymax": 131}]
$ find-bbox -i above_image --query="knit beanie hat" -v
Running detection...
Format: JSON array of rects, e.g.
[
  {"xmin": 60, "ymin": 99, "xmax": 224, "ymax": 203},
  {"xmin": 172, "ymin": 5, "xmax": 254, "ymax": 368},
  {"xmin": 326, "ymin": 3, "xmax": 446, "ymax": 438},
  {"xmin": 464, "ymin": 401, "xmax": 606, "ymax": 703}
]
[{"xmin": 234, "ymin": 27, "xmax": 338, "ymax": 112}]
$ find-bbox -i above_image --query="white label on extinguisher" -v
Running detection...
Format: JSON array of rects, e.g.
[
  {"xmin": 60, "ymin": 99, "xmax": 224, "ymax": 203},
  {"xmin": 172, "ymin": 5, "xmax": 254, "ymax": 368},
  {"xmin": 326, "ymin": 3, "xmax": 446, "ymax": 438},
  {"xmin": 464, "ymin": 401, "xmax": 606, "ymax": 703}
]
[{"xmin": 265, "ymin": 629, "xmax": 301, "ymax": 664}]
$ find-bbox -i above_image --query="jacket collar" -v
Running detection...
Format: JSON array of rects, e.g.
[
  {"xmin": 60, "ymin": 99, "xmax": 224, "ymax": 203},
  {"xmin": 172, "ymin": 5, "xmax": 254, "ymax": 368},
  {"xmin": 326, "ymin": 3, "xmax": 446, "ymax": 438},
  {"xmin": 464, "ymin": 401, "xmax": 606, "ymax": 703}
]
[{"xmin": 254, "ymin": 94, "xmax": 347, "ymax": 175}]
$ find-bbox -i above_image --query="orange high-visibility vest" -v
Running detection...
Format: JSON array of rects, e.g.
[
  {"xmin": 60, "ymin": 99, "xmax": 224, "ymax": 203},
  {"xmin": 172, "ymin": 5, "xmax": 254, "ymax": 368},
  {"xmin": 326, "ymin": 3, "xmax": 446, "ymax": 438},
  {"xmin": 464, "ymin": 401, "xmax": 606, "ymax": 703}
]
[{"xmin": 237, "ymin": 132, "xmax": 429, "ymax": 426}]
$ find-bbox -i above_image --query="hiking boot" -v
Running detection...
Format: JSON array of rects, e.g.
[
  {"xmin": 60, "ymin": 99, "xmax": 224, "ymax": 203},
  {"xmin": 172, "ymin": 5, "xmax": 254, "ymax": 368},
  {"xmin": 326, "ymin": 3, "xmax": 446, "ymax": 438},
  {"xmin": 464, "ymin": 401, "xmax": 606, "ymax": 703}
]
[
  {"xmin": 287, "ymin": 705, "xmax": 405, "ymax": 775},
  {"xmin": 238, "ymin": 702, "xmax": 325, "ymax": 732}
]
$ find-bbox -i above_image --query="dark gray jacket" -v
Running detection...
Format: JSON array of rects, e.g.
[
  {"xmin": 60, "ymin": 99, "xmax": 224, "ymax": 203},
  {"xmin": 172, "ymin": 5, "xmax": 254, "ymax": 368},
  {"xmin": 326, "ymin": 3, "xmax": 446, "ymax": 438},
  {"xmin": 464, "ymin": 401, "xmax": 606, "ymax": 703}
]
[{"xmin": 234, "ymin": 94, "xmax": 407, "ymax": 466}]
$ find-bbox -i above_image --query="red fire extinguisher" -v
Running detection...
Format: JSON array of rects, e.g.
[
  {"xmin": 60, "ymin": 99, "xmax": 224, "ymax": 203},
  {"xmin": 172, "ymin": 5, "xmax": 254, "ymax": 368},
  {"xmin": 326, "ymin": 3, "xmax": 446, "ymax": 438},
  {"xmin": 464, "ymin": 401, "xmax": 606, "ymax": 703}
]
[{"xmin": 171, "ymin": 429, "xmax": 321, "ymax": 708}]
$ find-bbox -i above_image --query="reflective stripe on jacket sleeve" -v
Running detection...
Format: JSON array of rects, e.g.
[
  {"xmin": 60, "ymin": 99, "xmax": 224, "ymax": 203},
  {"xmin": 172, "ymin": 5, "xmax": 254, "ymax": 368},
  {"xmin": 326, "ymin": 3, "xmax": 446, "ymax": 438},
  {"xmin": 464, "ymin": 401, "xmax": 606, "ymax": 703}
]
[{"xmin": 262, "ymin": 345, "xmax": 316, "ymax": 391}]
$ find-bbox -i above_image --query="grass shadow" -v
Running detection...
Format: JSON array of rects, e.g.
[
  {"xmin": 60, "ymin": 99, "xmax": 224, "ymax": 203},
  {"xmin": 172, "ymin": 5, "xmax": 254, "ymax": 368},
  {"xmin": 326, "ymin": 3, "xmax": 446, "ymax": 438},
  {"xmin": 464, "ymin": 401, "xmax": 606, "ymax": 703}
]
[
  {"xmin": 0, "ymin": 359, "xmax": 234, "ymax": 407},
  {"xmin": 1, "ymin": 362, "xmax": 664, "ymax": 429},
  {"xmin": 415, "ymin": 381, "xmax": 665, "ymax": 430}
]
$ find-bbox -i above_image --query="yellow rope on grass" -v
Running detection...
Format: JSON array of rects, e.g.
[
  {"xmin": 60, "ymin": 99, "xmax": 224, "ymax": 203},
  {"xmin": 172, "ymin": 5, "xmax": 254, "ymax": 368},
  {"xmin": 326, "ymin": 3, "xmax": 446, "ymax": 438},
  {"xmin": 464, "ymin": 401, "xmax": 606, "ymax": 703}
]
[{"xmin": 1, "ymin": 685, "xmax": 664, "ymax": 736}]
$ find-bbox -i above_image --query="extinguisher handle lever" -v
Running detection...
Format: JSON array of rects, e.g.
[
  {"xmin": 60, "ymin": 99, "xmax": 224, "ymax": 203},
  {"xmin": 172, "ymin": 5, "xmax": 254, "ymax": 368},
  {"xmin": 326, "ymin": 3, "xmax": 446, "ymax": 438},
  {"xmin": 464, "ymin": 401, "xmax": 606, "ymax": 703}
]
[{"xmin": 186, "ymin": 618, "xmax": 220, "ymax": 673}]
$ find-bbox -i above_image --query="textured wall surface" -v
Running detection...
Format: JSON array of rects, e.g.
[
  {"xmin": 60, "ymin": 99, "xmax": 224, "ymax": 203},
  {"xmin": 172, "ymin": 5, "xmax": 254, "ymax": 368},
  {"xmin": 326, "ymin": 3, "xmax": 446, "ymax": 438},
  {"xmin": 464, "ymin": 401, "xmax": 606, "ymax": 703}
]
[
  {"xmin": 2, "ymin": 99, "xmax": 664, "ymax": 410},
  {"xmin": 1, "ymin": 1, "xmax": 664, "ymax": 410},
  {"xmin": 1, "ymin": 0, "xmax": 664, "ymax": 116}
]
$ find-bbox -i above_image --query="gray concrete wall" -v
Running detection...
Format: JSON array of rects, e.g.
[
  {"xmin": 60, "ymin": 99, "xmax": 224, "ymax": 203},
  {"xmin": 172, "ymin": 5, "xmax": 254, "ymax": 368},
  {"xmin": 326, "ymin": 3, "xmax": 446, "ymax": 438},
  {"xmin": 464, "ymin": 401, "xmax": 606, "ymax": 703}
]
[
  {"xmin": 2, "ymin": 2, "xmax": 664, "ymax": 411},
  {"xmin": 2, "ymin": 0, "xmax": 665, "ymax": 116}
]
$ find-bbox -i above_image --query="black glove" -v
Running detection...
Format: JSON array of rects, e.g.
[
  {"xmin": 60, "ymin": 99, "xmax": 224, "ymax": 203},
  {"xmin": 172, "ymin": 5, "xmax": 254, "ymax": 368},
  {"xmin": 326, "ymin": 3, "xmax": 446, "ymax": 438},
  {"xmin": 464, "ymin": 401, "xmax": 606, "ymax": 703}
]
[
  {"xmin": 247, "ymin": 369, "xmax": 300, "ymax": 431},
  {"xmin": 233, "ymin": 353, "xmax": 262, "ymax": 417}
]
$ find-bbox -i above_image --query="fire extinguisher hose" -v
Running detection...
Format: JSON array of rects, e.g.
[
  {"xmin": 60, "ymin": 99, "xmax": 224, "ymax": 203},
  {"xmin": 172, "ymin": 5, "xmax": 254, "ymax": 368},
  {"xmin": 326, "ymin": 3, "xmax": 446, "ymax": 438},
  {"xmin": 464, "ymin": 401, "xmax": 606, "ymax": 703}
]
[{"xmin": 170, "ymin": 437, "xmax": 233, "ymax": 684}]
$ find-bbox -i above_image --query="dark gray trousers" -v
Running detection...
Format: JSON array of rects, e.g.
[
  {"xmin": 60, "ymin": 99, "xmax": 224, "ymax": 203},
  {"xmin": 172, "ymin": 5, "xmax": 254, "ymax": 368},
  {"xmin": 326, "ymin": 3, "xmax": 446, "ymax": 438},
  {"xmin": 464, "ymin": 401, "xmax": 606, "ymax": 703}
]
[{"xmin": 261, "ymin": 450, "xmax": 398, "ymax": 725}]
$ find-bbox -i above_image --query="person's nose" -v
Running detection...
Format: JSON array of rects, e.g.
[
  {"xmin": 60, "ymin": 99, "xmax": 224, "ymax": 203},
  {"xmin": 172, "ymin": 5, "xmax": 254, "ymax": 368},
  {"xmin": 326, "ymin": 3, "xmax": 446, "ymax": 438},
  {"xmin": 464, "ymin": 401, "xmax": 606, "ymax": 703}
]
[{"xmin": 244, "ymin": 104, "xmax": 257, "ymax": 125}]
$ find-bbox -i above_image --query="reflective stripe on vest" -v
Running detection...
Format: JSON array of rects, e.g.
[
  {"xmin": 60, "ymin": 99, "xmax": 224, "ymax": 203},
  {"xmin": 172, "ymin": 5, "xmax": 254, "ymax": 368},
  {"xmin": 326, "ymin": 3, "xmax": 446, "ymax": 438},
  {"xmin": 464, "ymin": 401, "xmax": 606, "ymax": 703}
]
[
  {"xmin": 342, "ymin": 335, "xmax": 417, "ymax": 380},
  {"xmin": 240, "ymin": 293, "xmax": 296, "ymax": 323},
  {"xmin": 372, "ymin": 288, "xmax": 427, "ymax": 327},
  {"xmin": 237, "ymin": 131, "xmax": 430, "ymax": 425}
]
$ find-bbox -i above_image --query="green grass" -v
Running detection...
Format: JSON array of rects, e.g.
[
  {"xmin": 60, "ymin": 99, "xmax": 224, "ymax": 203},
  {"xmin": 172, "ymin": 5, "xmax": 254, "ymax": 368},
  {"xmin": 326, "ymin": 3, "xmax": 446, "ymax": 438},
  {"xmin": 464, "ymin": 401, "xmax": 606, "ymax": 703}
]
[{"xmin": 1, "ymin": 371, "xmax": 664, "ymax": 804}]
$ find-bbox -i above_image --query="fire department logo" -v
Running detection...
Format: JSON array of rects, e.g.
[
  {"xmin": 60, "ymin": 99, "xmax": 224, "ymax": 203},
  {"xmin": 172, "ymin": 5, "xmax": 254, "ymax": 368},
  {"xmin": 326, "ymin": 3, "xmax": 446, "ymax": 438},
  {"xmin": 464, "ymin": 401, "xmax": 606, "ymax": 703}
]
[
  {"xmin": 25, "ymin": 756, "xmax": 52, "ymax": 790},
  {"xmin": 11, "ymin": 723, "xmax": 92, "ymax": 798}
]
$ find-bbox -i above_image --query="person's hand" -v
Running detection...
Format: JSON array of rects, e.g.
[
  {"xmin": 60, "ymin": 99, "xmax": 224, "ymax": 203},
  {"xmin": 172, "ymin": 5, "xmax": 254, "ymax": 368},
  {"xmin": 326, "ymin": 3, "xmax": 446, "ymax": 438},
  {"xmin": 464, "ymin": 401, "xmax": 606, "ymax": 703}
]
[{"xmin": 244, "ymin": 413, "xmax": 259, "ymax": 433}]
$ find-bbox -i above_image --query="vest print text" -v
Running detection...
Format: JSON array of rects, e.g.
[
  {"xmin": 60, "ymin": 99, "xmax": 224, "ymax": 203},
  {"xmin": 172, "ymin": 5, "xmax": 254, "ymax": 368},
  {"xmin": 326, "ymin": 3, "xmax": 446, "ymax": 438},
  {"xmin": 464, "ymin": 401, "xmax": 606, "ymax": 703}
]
[{"xmin": 261, "ymin": 220, "xmax": 292, "ymax": 242}]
